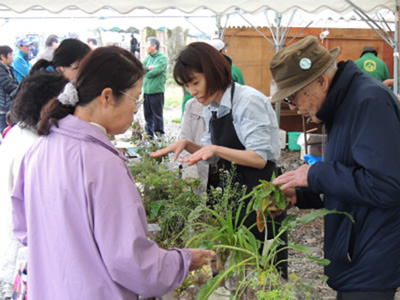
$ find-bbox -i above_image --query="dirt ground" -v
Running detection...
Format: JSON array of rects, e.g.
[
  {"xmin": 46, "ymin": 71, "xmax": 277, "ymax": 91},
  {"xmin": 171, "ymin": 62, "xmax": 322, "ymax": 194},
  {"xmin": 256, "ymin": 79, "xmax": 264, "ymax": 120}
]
[{"xmin": 278, "ymin": 149, "xmax": 337, "ymax": 299}]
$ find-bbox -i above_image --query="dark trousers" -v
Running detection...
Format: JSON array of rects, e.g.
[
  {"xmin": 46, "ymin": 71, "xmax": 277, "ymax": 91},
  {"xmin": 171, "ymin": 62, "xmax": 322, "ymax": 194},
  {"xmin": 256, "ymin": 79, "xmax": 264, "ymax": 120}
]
[
  {"xmin": 0, "ymin": 113, "xmax": 7, "ymax": 133},
  {"xmin": 143, "ymin": 93, "xmax": 164, "ymax": 138},
  {"xmin": 337, "ymin": 290, "xmax": 396, "ymax": 300}
]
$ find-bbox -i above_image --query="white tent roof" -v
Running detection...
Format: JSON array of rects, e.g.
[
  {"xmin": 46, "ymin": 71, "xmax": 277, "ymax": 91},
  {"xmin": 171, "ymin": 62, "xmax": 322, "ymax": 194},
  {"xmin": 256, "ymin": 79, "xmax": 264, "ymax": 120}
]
[{"xmin": 0, "ymin": 0, "xmax": 397, "ymax": 14}]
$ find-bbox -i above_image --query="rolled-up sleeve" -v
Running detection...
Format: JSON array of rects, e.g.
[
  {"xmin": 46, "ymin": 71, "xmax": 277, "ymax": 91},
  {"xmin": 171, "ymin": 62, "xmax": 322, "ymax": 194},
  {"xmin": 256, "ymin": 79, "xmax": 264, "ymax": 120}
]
[{"xmin": 233, "ymin": 90, "xmax": 280, "ymax": 163}]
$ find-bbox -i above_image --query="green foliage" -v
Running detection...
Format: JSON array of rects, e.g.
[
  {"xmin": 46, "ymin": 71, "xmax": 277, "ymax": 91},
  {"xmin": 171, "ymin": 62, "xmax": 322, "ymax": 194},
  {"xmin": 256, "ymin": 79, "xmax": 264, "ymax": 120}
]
[
  {"xmin": 129, "ymin": 138, "xmax": 205, "ymax": 248},
  {"xmin": 129, "ymin": 142, "xmax": 354, "ymax": 297},
  {"xmin": 164, "ymin": 83, "xmax": 183, "ymax": 110},
  {"xmin": 182, "ymin": 170, "xmax": 355, "ymax": 298},
  {"xmin": 256, "ymin": 272, "xmax": 313, "ymax": 299}
]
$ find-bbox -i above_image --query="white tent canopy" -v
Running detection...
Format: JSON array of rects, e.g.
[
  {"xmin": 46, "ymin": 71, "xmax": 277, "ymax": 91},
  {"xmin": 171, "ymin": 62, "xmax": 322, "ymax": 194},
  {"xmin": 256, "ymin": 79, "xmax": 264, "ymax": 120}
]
[
  {"xmin": 0, "ymin": 0, "xmax": 397, "ymax": 116},
  {"xmin": 0, "ymin": 0, "xmax": 397, "ymax": 95},
  {"xmin": 0, "ymin": 7, "xmax": 395, "ymax": 33},
  {"xmin": 0, "ymin": 0, "xmax": 396, "ymax": 14}
]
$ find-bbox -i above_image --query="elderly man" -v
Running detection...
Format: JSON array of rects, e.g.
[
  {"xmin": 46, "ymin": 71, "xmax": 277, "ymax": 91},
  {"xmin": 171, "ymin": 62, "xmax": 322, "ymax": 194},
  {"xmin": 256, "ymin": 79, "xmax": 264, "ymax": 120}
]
[
  {"xmin": 37, "ymin": 34, "xmax": 59, "ymax": 61},
  {"xmin": 142, "ymin": 37, "xmax": 167, "ymax": 139},
  {"xmin": 271, "ymin": 36, "xmax": 400, "ymax": 300}
]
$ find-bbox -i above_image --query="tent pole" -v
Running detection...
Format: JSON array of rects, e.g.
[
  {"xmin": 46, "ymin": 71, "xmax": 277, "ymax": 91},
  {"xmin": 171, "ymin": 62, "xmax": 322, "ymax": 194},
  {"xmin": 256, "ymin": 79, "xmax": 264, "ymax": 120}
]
[
  {"xmin": 274, "ymin": 12, "xmax": 282, "ymax": 125},
  {"xmin": 347, "ymin": 0, "xmax": 398, "ymax": 94}
]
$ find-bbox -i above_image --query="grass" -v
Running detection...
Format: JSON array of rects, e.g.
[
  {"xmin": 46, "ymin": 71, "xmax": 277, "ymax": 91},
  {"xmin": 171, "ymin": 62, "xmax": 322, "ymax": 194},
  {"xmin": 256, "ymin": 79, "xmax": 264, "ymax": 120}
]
[{"xmin": 165, "ymin": 83, "xmax": 184, "ymax": 110}]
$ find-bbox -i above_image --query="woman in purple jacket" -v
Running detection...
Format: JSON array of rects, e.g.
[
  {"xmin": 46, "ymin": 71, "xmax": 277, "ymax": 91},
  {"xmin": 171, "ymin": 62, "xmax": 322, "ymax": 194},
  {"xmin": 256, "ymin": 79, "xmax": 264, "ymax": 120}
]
[{"xmin": 11, "ymin": 46, "xmax": 214, "ymax": 300}]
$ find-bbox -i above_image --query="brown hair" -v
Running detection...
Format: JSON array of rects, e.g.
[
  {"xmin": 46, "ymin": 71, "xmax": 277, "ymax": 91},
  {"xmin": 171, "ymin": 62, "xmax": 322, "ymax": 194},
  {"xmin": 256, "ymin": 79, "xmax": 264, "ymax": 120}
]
[
  {"xmin": 173, "ymin": 42, "xmax": 232, "ymax": 98},
  {"xmin": 37, "ymin": 46, "xmax": 144, "ymax": 135}
]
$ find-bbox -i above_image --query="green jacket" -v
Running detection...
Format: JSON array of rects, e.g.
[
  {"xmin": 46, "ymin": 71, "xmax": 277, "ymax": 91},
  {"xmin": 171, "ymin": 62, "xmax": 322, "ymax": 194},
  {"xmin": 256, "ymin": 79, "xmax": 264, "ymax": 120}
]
[
  {"xmin": 232, "ymin": 64, "xmax": 245, "ymax": 85},
  {"xmin": 355, "ymin": 53, "xmax": 390, "ymax": 82},
  {"xmin": 143, "ymin": 51, "xmax": 167, "ymax": 94}
]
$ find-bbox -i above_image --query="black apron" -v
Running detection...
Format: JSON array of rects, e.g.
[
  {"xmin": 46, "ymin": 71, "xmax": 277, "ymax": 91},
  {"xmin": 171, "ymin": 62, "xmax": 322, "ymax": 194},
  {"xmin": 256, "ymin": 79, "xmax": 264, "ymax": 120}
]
[{"xmin": 208, "ymin": 83, "xmax": 288, "ymax": 278}]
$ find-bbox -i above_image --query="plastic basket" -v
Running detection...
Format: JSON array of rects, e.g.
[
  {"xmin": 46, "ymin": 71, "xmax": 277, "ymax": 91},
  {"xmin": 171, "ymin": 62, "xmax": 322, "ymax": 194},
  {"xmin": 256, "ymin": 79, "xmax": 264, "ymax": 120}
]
[{"xmin": 288, "ymin": 131, "xmax": 301, "ymax": 150}]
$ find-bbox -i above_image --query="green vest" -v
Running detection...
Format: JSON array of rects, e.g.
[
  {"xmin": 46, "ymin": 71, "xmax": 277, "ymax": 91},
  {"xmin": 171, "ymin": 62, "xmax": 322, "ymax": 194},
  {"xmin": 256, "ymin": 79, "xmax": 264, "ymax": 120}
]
[{"xmin": 355, "ymin": 53, "xmax": 390, "ymax": 82}]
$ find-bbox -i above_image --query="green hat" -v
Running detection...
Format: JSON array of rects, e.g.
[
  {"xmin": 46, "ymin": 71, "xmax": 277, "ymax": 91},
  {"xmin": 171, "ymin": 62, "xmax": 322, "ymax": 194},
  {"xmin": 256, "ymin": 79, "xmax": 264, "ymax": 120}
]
[{"xmin": 270, "ymin": 36, "xmax": 341, "ymax": 103}]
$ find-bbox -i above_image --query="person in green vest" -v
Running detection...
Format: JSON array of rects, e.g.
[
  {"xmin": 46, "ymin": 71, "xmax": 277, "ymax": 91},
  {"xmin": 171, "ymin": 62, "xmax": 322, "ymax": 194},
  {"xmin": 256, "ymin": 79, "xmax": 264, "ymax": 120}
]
[
  {"xmin": 181, "ymin": 38, "xmax": 245, "ymax": 116},
  {"xmin": 355, "ymin": 46, "xmax": 390, "ymax": 82}
]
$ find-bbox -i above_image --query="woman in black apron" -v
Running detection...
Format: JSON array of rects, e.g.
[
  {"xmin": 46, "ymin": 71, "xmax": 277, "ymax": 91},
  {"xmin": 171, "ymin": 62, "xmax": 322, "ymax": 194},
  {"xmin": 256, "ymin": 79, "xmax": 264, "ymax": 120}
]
[{"xmin": 151, "ymin": 42, "xmax": 287, "ymax": 278}]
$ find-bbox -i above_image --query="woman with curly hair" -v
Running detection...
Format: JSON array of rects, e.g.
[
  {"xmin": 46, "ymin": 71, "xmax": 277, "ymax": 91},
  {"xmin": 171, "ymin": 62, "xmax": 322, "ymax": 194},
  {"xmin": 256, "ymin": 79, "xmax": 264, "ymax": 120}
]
[{"xmin": 0, "ymin": 71, "xmax": 68, "ymax": 299}]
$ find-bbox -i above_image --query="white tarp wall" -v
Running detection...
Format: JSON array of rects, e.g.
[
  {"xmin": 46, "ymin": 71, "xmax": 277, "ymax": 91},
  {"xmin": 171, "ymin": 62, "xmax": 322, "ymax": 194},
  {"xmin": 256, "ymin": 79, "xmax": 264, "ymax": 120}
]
[{"xmin": 0, "ymin": 0, "xmax": 396, "ymax": 14}]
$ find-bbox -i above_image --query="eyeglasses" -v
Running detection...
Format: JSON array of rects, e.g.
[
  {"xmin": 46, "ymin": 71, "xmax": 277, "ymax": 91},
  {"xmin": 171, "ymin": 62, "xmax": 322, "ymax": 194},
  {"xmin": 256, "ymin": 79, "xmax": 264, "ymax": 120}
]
[
  {"xmin": 283, "ymin": 92, "xmax": 297, "ymax": 106},
  {"xmin": 120, "ymin": 91, "xmax": 144, "ymax": 107}
]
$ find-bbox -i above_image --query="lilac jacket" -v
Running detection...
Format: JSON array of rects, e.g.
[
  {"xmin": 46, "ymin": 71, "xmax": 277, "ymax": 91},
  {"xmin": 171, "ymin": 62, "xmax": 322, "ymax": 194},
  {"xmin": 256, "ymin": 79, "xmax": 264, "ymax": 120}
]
[{"xmin": 12, "ymin": 115, "xmax": 191, "ymax": 299}]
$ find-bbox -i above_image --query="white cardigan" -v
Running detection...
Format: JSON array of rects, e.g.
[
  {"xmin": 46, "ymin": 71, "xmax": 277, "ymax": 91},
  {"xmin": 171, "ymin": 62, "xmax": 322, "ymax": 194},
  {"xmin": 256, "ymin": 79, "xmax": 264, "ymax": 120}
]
[{"xmin": 0, "ymin": 124, "xmax": 37, "ymax": 298}]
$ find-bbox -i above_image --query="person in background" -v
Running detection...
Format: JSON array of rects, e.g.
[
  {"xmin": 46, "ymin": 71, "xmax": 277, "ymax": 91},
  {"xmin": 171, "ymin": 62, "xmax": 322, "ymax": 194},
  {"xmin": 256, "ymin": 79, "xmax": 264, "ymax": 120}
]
[
  {"xmin": 143, "ymin": 36, "xmax": 167, "ymax": 138},
  {"xmin": 0, "ymin": 71, "xmax": 68, "ymax": 300},
  {"xmin": 151, "ymin": 42, "xmax": 287, "ymax": 277},
  {"xmin": 355, "ymin": 45, "xmax": 390, "ymax": 82},
  {"xmin": 1, "ymin": 37, "xmax": 88, "ymax": 295},
  {"xmin": 30, "ymin": 38, "xmax": 91, "ymax": 81},
  {"xmin": 0, "ymin": 45, "xmax": 18, "ymax": 132},
  {"xmin": 208, "ymin": 38, "xmax": 245, "ymax": 85},
  {"xmin": 1, "ymin": 111, "xmax": 13, "ymax": 139},
  {"xmin": 130, "ymin": 34, "xmax": 139, "ymax": 55},
  {"xmin": 271, "ymin": 36, "xmax": 400, "ymax": 300},
  {"xmin": 87, "ymin": 38, "xmax": 98, "ymax": 50},
  {"xmin": 11, "ymin": 46, "xmax": 214, "ymax": 299},
  {"xmin": 36, "ymin": 34, "xmax": 59, "ymax": 61},
  {"xmin": 12, "ymin": 38, "xmax": 32, "ymax": 83},
  {"xmin": 179, "ymin": 98, "xmax": 209, "ymax": 195}
]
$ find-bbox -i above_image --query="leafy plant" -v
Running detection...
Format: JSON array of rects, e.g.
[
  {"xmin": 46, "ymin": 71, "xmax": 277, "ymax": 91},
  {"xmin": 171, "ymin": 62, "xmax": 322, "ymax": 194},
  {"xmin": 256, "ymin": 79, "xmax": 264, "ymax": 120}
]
[
  {"xmin": 129, "ymin": 137, "xmax": 205, "ymax": 248},
  {"xmin": 180, "ymin": 170, "xmax": 355, "ymax": 299}
]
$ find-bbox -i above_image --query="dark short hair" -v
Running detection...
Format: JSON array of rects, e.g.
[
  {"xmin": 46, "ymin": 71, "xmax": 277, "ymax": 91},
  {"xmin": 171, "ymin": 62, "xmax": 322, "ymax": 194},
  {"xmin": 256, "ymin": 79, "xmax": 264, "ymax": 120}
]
[
  {"xmin": 173, "ymin": 42, "xmax": 232, "ymax": 98},
  {"xmin": 12, "ymin": 70, "xmax": 68, "ymax": 128},
  {"xmin": 37, "ymin": 46, "xmax": 144, "ymax": 136},
  {"xmin": 361, "ymin": 45, "xmax": 377, "ymax": 57},
  {"xmin": 87, "ymin": 38, "xmax": 97, "ymax": 46},
  {"xmin": 147, "ymin": 37, "xmax": 160, "ymax": 50},
  {"xmin": 0, "ymin": 45, "xmax": 12, "ymax": 59},
  {"xmin": 31, "ymin": 39, "xmax": 91, "ymax": 74},
  {"xmin": 45, "ymin": 34, "xmax": 59, "ymax": 47}
]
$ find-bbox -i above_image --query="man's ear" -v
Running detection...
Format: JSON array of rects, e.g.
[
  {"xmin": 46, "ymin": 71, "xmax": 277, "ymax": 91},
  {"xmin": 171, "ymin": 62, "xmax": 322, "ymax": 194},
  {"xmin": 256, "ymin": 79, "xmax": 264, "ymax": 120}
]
[
  {"xmin": 319, "ymin": 75, "xmax": 330, "ymax": 92},
  {"xmin": 99, "ymin": 88, "xmax": 113, "ymax": 108}
]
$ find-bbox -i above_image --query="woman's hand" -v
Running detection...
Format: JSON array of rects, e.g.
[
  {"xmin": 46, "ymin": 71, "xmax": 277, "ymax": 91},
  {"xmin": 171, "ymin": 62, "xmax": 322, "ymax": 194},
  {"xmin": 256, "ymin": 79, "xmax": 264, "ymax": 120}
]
[
  {"xmin": 273, "ymin": 164, "xmax": 310, "ymax": 190},
  {"xmin": 181, "ymin": 145, "xmax": 217, "ymax": 166},
  {"xmin": 150, "ymin": 140, "xmax": 187, "ymax": 160},
  {"xmin": 188, "ymin": 249, "xmax": 216, "ymax": 271}
]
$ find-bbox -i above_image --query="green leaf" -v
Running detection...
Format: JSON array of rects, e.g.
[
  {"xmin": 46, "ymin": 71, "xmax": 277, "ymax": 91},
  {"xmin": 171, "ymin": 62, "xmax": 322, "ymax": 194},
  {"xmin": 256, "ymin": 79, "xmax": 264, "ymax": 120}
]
[
  {"xmin": 195, "ymin": 274, "xmax": 224, "ymax": 299},
  {"xmin": 288, "ymin": 243, "xmax": 311, "ymax": 256},
  {"xmin": 149, "ymin": 200, "xmax": 167, "ymax": 220},
  {"xmin": 274, "ymin": 189, "xmax": 286, "ymax": 210},
  {"xmin": 298, "ymin": 209, "xmax": 354, "ymax": 224},
  {"xmin": 321, "ymin": 275, "xmax": 329, "ymax": 282},
  {"xmin": 306, "ymin": 256, "xmax": 331, "ymax": 266}
]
